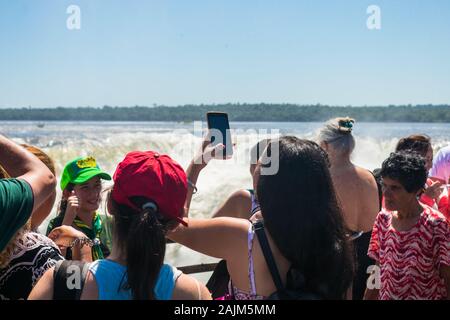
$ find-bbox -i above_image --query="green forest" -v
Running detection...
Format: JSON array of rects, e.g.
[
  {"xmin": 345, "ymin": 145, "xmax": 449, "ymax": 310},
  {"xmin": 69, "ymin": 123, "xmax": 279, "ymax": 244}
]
[{"xmin": 0, "ymin": 104, "xmax": 449, "ymax": 122}]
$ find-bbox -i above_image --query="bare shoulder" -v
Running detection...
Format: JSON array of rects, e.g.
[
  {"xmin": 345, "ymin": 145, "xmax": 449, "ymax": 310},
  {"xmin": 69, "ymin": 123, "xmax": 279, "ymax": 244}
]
[
  {"xmin": 171, "ymin": 273, "xmax": 212, "ymax": 300},
  {"xmin": 354, "ymin": 166, "xmax": 378, "ymax": 187},
  {"xmin": 332, "ymin": 165, "xmax": 376, "ymax": 191},
  {"xmin": 80, "ymin": 270, "xmax": 99, "ymax": 300}
]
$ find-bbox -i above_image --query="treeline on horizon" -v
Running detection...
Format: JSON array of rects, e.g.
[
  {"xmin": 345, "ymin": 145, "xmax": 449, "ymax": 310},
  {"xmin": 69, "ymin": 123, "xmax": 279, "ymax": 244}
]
[{"xmin": 0, "ymin": 104, "xmax": 449, "ymax": 122}]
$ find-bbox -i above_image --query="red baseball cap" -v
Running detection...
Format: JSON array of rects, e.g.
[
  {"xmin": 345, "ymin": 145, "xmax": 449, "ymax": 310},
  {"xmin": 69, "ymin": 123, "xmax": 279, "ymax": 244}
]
[{"xmin": 111, "ymin": 150, "xmax": 188, "ymax": 226}]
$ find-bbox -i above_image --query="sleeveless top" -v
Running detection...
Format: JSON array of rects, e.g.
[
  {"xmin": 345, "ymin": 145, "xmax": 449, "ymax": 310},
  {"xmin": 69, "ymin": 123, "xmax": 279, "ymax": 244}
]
[
  {"xmin": 88, "ymin": 259, "xmax": 182, "ymax": 300},
  {"xmin": 229, "ymin": 222, "xmax": 266, "ymax": 300}
]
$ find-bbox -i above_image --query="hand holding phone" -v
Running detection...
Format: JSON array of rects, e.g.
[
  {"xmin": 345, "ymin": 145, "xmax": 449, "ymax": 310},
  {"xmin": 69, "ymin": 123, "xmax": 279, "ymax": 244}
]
[
  {"xmin": 206, "ymin": 112, "xmax": 233, "ymax": 159},
  {"xmin": 192, "ymin": 132, "xmax": 225, "ymax": 169}
]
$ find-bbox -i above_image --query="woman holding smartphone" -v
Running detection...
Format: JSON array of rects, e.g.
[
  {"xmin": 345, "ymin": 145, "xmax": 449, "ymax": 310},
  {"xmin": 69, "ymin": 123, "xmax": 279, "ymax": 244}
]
[{"xmin": 170, "ymin": 136, "xmax": 354, "ymax": 300}]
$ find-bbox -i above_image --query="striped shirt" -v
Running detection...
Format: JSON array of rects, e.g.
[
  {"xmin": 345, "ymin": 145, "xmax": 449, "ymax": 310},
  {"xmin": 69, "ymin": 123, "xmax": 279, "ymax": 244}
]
[{"xmin": 368, "ymin": 205, "xmax": 450, "ymax": 300}]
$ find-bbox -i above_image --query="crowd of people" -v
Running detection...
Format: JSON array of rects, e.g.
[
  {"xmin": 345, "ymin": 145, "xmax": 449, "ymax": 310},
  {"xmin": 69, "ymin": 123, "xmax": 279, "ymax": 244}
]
[{"xmin": 1, "ymin": 117, "xmax": 449, "ymax": 300}]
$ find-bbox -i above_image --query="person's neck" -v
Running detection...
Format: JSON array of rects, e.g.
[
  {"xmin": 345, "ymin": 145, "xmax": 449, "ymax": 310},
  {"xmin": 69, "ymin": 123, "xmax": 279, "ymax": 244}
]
[
  {"xmin": 76, "ymin": 210, "xmax": 95, "ymax": 227},
  {"xmin": 396, "ymin": 201, "xmax": 423, "ymax": 219},
  {"xmin": 107, "ymin": 242, "xmax": 127, "ymax": 265},
  {"xmin": 330, "ymin": 155, "xmax": 352, "ymax": 169}
]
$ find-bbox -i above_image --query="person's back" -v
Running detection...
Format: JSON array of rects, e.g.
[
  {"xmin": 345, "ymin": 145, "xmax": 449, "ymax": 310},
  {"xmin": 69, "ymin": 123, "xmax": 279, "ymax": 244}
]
[
  {"xmin": 319, "ymin": 118, "xmax": 379, "ymax": 233},
  {"xmin": 318, "ymin": 118, "xmax": 379, "ymax": 300},
  {"xmin": 330, "ymin": 165, "xmax": 380, "ymax": 299},
  {"xmin": 30, "ymin": 257, "xmax": 210, "ymax": 300},
  {"xmin": 331, "ymin": 165, "xmax": 379, "ymax": 232},
  {"xmin": 228, "ymin": 220, "xmax": 292, "ymax": 299},
  {"xmin": 0, "ymin": 231, "xmax": 62, "ymax": 300},
  {"xmin": 80, "ymin": 259, "xmax": 208, "ymax": 300}
]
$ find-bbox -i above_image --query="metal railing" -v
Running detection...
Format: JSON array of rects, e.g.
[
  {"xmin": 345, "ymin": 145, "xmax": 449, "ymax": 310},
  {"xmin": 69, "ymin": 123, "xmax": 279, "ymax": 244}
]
[{"xmin": 177, "ymin": 263, "xmax": 218, "ymax": 274}]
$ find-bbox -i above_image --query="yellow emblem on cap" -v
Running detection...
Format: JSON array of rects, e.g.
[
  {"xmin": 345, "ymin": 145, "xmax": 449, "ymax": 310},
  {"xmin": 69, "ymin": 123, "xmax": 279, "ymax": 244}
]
[{"xmin": 77, "ymin": 156, "xmax": 97, "ymax": 169}]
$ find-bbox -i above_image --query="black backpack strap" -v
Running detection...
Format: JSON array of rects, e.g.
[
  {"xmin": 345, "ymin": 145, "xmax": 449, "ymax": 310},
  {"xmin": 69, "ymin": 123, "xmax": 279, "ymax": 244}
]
[
  {"xmin": 253, "ymin": 221, "xmax": 284, "ymax": 291},
  {"xmin": 53, "ymin": 260, "xmax": 90, "ymax": 300}
]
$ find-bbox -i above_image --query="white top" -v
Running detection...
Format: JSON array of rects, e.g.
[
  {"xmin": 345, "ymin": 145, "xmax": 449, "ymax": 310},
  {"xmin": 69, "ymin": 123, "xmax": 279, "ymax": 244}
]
[{"xmin": 430, "ymin": 145, "xmax": 450, "ymax": 183}]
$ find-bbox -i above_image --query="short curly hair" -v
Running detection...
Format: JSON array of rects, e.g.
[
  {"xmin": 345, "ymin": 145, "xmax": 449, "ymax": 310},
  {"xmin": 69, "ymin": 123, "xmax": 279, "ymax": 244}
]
[{"xmin": 380, "ymin": 152, "xmax": 427, "ymax": 193}]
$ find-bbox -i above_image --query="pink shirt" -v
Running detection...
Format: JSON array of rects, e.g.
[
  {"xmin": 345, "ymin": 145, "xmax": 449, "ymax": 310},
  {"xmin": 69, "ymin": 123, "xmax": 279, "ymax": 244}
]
[{"xmin": 368, "ymin": 205, "xmax": 450, "ymax": 300}]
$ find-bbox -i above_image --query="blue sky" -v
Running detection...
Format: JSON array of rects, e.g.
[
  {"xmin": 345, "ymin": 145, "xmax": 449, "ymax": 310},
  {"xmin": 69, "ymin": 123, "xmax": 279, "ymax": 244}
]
[{"xmin": 1, "ymin": 0, "xmax": 449, "ymax": 107}]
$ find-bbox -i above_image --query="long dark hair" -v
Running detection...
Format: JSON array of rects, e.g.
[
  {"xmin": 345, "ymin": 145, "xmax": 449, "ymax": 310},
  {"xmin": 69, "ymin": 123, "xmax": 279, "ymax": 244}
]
[
  {"xmin": 108, "ymin": 192, "xmax": 178, "ymax": 300},
  {"xmin": 257, "ymin": 136, "xmax": 354, "ymax": 299}
]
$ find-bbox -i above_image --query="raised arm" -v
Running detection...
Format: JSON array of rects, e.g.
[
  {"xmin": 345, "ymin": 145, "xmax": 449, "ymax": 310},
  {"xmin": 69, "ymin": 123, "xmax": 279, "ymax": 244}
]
[
  {"xmin": 168, "ymin": 217, "xmax": 249, "ymax": 262},
  {"xmin": 183, "ymin": 160, "xmax": 203, "ymax": 217},
  {"xmin": 0, "ymin": 135, "xmax": 56, "ymax": 212},
  {"xmin": 183, "ymin": 133, "xmax": 224, "ymax": 217}
]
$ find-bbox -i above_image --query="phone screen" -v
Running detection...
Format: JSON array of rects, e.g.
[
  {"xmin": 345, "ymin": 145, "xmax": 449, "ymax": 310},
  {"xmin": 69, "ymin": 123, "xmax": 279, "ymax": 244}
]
[{"xmin": 207, "ymin": 112, "xmax": 233, "ymax": 158}]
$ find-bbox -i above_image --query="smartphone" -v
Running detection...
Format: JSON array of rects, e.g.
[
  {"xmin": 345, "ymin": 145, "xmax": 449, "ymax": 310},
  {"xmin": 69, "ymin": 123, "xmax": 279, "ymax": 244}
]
[{"xmin": 206, "ymin": 112, "xmax": 233, "ymax": 158}]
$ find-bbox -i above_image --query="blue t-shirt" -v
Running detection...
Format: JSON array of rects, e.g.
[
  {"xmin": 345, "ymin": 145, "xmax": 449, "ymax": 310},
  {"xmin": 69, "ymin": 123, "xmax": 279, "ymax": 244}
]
[{"xmin": 88, "ymin": 259, "xmax": 182, "ymax": 300}]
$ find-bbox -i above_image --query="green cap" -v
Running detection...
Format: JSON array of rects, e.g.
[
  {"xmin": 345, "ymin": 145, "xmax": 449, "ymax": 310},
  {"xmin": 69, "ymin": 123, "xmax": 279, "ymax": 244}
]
[{"xmin": 60, "ymin": 156, "xmax": 111, "ymax": 190}]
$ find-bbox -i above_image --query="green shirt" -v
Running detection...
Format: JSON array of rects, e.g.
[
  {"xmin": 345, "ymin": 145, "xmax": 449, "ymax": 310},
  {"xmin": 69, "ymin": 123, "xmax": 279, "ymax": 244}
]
[
  {"xmin": 0, "ymin": 179, "xmax": 34, "ymax": 252},
  {"xmin": 47, "ymin": 211, "xmax": 112, "ymax": 260}
]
